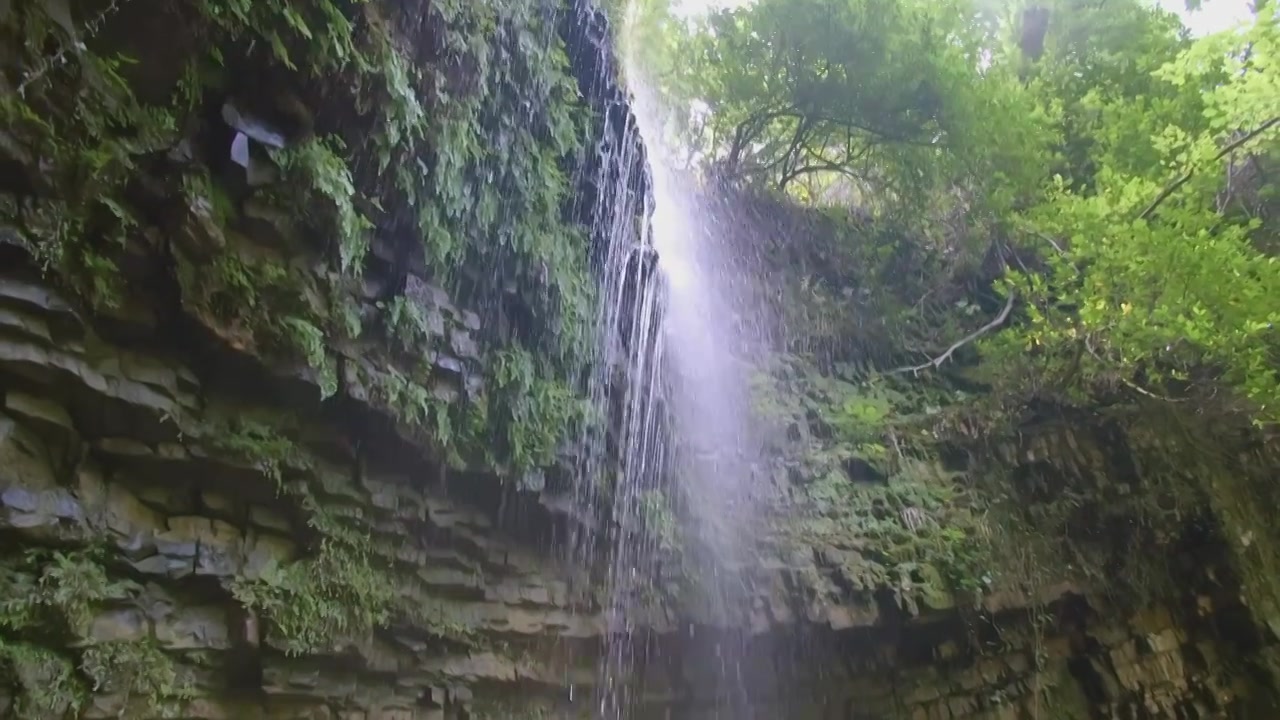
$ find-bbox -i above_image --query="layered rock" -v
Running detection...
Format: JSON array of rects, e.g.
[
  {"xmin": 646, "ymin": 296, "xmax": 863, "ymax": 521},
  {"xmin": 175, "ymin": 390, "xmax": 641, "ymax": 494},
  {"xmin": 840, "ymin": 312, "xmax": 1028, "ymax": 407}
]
[
  {"xmin": 1, "ymin": 0, "xmax": 1279, "ymax": 718},
  {"xmin": 0, "ymin": 233, "xmax": 609, "ymax": 717}
]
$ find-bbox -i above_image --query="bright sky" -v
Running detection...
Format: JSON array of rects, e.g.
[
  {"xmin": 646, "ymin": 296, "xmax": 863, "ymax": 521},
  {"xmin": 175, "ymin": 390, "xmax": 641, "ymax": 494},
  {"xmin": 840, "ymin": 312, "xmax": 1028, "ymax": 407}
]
[
  {"xmin": 1158, "ymin": 0, "xmax": 1256, "ymax": 35},
  {"xmin": 672, "ymin": 0, "xmax": 1257, "ymax": 36}
]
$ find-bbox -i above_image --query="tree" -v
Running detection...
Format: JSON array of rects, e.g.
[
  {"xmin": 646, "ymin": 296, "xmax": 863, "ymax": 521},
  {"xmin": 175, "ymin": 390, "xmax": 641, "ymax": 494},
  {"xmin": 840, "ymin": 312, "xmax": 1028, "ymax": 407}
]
[
  {"xmin": 638, "ymin": 0, "xmax": 1280, "ymax": 425},
  {"xmin": 999, "ymin": 2, "xmax": 1280, "ymax": 423}
]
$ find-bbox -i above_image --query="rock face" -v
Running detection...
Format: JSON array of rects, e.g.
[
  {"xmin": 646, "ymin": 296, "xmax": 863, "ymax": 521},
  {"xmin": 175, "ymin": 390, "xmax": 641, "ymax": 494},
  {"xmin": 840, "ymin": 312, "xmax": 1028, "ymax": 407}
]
[
  {"xmin": 0, "ymin": 256, "xmax": 1273, "ymax": 716},
  {"xmin": 1, "ymin": 1, "xmax": 1279, "ymax": 719},
  {"xmin": 0, "ymin": 237, "xmax": 603, "ymax": 717}
]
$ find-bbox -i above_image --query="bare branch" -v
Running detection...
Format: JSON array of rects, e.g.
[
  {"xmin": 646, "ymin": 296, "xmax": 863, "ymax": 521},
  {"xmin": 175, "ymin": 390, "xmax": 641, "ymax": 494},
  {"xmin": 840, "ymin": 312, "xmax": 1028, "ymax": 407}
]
[
  {"xmin": 887, "ymin": 293, "xmax": 1017, "ymax": 376},
  {"xmin": 1138, "ymin": 115, "xmax": 1280, "ymax": 221}
]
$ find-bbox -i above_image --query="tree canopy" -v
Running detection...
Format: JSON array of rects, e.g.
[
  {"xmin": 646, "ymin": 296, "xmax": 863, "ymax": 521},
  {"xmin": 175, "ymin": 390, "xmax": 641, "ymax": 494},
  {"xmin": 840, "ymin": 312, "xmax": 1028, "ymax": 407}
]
[{"xmin": 625, "ymin": 0, "xmax": 1280, "ymax": 427}]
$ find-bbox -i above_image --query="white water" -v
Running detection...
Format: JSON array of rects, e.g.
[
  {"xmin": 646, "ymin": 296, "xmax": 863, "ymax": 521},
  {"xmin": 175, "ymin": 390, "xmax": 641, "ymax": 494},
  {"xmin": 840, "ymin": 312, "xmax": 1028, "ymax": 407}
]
[
  {"xmin": 631, "ymin": 75, "xmax": 765, "ymax": 615},
  {"xmin": 583, "ymin": 12, "xmax": 775, "ymax": 713},
  {"xmin": 561, "ymin": 1, "xmax": 775, "ymax": 712}
]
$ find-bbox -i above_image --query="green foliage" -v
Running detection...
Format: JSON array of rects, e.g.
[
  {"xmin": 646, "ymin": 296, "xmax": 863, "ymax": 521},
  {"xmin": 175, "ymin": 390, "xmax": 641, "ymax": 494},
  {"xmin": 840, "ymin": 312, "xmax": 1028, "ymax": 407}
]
[
  {"xmin": 1019, "ymin": 0, "xmax": 1198, "ymax": 190},
  {"xmin": 994, "ymin": 4, "xmax": 1280, "ymax": 423},
  {"xmin": 229, "ymin": 541, "xmax": 394, "ymax": 656},
  {"xmin": 0, "ymin": 548, "xmax": 191, "ymax": 717},
  {"xmin": 80, "ymin": 639, "xmax": 195, "ymax": 717},
  {"xmin": 649, "ymin": 0, "xmax": 1051, "ymax": 224},
  {"xmin": 270, "ymin": 137, "xmax": 374, "ymax": 275},
  {"xmin": 209, "ymin": 415, "xmax": 403, "ymax": 654}
]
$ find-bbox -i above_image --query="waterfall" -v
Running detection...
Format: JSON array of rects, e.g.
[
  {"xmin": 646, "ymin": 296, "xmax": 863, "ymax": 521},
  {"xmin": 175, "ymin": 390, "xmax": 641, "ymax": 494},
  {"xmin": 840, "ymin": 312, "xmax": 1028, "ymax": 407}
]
[{"xmin": 566, "ymin": 2, "xmax": 774, "ymax": 714}]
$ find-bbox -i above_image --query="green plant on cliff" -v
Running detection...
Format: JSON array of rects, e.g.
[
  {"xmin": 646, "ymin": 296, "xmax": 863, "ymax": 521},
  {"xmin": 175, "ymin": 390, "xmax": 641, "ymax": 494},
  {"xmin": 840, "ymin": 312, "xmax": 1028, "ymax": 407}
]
[
  {"xmin": 382, "ymin": 295, "xmax": 434, "ymax": 354},
  {"xmin": 0, "ymin": 548, "xmax": 192, "ymax": 717},
  {"xmin": 210, "ymin": 417, "xmax": 307, "ymax": 486},
  {"xmin": 0, "ymin": 560, "xmax": 98, "ymax": 720},
  {"xmin": 0, "ymin": 639, "xmax": 82, "ymax": 719},
  {"xmin": 0, "ymin": 548, "xmax": 123, "ymax": 637},
  {"xmin": 488, "ymin": 347, "xmax": 584, "ymax": 470},
  {"xmin": 209, "ymin": 415, "xmax": 403, "ymax": 654},
  {"xmin": 1, "ymin": 5, "xmax": 178, "ymax": 310},
  {"xmin": 230, "ymin": 541, "xmax": 395, "ymax": 656},
  {"xmin": 269, "ymin": 136, "xmax": 375, "ymax": 275},
  {"xmin": 80, "ymin": 639, "xmax": 194, "ymax": 717},
  {"xmin": 5, "ymin": 0, "xmax": 595, "ymax": 481}
]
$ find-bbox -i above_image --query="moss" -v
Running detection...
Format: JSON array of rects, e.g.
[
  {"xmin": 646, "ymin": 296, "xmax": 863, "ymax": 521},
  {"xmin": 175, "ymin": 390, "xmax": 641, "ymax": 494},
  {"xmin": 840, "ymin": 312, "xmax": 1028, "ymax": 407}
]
[
  {"xmin": 1189, "ymin": 444, "xmax": 1280, "ymax": 629},
  {"xmin": 395, "ymin": 591, "xmax": 481, "ymax": 647},
  {"xmin": 639, "ymin": 489, "xmax": 682, "ymax": 553},
  {"xmin": 753, "ymin": 355, "xmax": 995, "ymax": 604}
]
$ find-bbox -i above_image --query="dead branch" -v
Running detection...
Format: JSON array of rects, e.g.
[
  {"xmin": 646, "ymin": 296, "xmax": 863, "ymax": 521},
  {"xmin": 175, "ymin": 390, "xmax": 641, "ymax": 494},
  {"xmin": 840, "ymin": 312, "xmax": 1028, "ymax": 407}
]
[{"xmin": 888, "ymin": 292, "xmax": 1017, "ymax": 376}]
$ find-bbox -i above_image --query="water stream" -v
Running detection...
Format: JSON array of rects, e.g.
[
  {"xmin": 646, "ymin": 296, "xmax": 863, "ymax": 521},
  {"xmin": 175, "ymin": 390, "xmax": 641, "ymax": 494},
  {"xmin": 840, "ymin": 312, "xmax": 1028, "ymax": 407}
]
[{"xmin": 569, "ymin": 4, "xmax": 773, "ymax": 713}]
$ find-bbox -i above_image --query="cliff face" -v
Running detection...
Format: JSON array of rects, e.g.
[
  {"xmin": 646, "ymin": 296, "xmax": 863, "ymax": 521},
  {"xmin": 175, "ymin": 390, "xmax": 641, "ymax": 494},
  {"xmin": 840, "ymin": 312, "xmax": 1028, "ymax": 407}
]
[
  {"xmin": 1, "ymin": 0, "xmax": 1279, "ymax": 718},
  {"xmin": 2, "ymin": 237, "xmax": 1276, "ymax": 718},
  {"xmin": 0, "ymin": 0, "xmax": 619, "ymax": 715}
]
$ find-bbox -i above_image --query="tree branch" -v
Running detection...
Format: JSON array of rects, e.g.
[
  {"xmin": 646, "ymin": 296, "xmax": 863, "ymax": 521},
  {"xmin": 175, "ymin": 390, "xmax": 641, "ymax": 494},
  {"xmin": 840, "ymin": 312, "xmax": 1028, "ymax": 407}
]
[
  {"xmin": 1082, "ymin": 337, "xmax": 1185, "ymax": 404},
  {"xmin": 1138, "ymin": 115, "xmax": 1280, "ymax": 221},
  {"xmin": 887, "ymin": 293, "xmax": 1017, "ymax": 376}
]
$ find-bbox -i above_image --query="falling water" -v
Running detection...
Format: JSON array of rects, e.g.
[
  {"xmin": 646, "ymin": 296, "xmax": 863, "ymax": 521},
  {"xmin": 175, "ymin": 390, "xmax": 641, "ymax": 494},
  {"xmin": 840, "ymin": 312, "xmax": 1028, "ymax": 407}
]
[{"xmin": 566, "ymin": 1, "xmax": 774, "ymax": 714}]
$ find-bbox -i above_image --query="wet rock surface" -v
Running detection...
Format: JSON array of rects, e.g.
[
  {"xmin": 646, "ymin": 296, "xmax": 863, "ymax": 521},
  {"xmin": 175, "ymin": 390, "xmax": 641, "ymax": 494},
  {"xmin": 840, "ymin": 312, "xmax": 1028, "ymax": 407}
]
[
  {"xmin": 3, "ymin": 180, "xmax": 1276, "ymax": 720},
  {"xmin": 1, "ymin": 1, "xmax": 1278, "ymax": 719}
]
